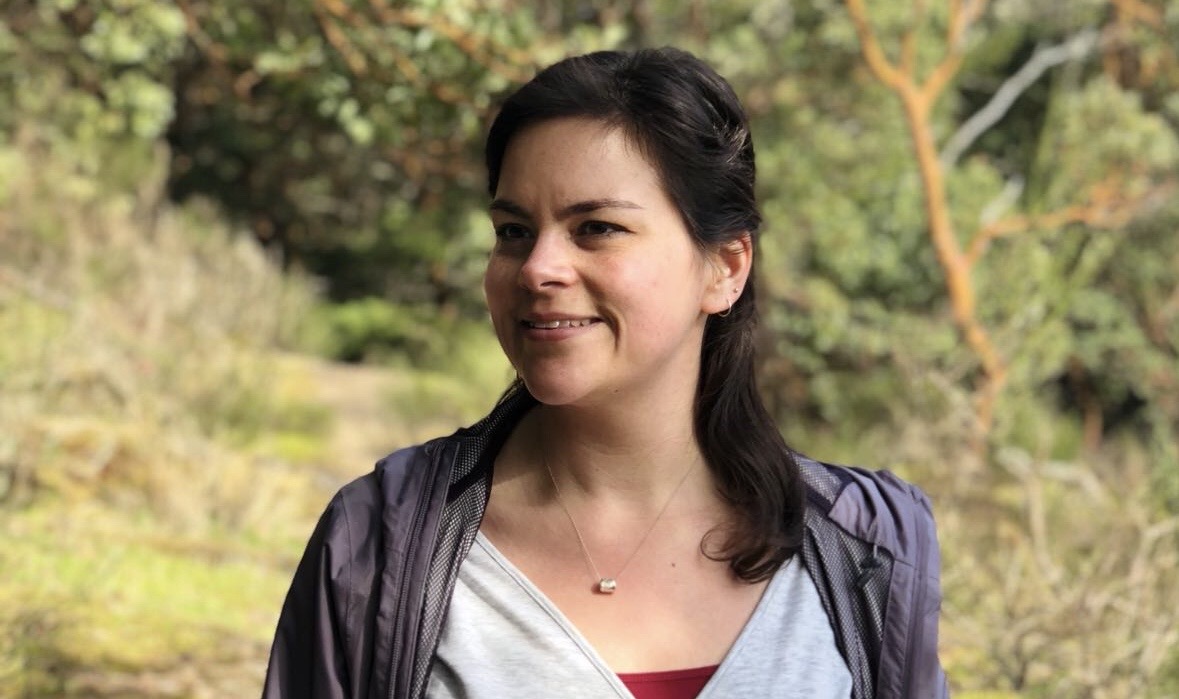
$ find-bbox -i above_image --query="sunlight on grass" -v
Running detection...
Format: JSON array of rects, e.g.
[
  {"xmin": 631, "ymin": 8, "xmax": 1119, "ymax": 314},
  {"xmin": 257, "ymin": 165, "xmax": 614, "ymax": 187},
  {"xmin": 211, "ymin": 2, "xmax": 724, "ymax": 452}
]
[{"xmin": 0, "ymin": 503, "xmax": 293, "ymax": 697}]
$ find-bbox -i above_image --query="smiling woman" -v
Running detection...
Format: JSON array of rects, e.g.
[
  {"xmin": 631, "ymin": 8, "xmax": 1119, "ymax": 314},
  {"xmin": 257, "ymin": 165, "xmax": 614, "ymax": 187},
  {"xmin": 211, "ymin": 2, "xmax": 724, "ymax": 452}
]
[
  {"xmin": 484, "ymin": 118, "xmax": 732, "ymax": 409},
  {"xmin": 262, "ymin": 48, "xmax": 948, "ymax": 699}
]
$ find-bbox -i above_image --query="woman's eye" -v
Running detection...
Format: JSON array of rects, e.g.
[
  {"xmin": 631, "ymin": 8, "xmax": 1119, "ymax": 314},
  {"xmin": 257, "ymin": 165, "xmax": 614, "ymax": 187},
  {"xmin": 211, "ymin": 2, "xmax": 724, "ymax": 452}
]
[
  {"xmin": 579, "ymin": 220, "xmax": 624, "ymax": 236},
  {"xmin": 494, "ymin": 223, "xmax": 531, "ymax": 240}
]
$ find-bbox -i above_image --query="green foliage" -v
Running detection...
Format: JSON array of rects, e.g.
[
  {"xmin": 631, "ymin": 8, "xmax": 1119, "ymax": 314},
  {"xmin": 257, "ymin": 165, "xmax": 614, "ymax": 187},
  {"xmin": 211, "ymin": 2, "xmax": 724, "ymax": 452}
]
[
  {"xmin": 302, "ymin": 297, "xmax": 451, "ymax": 363},
  {"xmin": 298, "ymin": 294, "xmax": 513, "ymax": 426},
  {"xmin": 1033, "ymin": 76, "xmax": 1179, "ymax": 208},
  {"xmin": 159, "ymin": 0, "xmax": 547, "ymax": 302}
]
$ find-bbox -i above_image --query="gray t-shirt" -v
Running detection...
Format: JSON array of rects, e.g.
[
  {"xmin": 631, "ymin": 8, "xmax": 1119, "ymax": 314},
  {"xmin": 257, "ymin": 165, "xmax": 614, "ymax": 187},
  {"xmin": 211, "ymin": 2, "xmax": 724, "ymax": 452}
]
[{"xmin": 427, "ymin": 534, "xmax": 852, "ymax": 698}]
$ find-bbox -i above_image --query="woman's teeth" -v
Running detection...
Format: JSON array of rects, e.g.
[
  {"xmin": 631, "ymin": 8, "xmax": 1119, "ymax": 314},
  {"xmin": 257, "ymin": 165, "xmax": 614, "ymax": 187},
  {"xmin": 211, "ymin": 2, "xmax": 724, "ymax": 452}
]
[{"xmin": 526, "ymin": 319, "xmax": 594, "ymax": 329}]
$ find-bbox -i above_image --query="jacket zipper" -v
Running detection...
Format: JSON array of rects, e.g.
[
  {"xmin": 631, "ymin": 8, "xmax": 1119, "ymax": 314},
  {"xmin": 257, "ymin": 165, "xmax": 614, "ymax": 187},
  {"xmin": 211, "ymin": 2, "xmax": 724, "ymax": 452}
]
[{"xmin": 387, "ymin": 444, "xmax": 444, "ymax": 699}]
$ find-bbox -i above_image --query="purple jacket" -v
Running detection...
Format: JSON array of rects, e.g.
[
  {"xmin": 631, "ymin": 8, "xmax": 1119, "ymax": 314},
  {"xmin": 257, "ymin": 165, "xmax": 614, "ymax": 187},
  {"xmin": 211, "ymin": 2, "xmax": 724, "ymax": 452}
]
[{"xmin": 262, "ymin": 390, "xmax": 949, "ymax": 698}]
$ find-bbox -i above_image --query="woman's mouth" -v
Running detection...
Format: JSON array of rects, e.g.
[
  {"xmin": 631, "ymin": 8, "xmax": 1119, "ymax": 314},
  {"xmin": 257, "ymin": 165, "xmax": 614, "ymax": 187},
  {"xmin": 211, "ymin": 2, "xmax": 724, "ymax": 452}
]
[{"xmin": 522, "ymin": 318, "xmax": 599, "ymax": 329}]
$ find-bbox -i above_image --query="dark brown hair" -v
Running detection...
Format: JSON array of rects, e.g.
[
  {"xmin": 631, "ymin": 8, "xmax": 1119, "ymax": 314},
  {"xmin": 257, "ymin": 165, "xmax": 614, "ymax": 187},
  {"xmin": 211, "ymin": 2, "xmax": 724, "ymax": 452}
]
[{"xmin": 486, "ymin": 48, "xmax": 804, "ymax": 581}]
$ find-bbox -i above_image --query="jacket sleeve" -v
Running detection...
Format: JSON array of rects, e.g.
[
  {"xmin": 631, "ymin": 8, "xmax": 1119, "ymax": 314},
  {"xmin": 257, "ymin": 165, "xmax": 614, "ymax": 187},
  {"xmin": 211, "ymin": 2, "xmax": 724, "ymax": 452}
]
[
  {"xmin": 904, "ymin": 479, "xmax": 950, "ymax": 699},
  {"xmin": 262, "ymin": 492, "xmax": 352, "ymax": 699},
  {"xmin": 262, "ymin": 474, "xmax": 383, "ymax": 699},
  {"xmin": 837, "ymin": 467, "xmax": 950, "ymax": 698}
]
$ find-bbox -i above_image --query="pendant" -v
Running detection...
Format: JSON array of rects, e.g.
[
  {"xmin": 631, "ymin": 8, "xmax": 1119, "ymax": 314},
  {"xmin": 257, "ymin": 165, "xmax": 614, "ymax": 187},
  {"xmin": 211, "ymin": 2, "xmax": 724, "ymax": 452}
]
[{"xmin": 597, "ymin": 578, "xmax": 617, "ymax": 594}]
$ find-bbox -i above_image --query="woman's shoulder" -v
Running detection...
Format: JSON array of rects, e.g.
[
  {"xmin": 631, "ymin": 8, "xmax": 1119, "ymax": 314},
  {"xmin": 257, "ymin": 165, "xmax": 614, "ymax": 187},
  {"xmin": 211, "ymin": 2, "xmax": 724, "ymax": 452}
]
[
  {"xmin": 794, "ymin": 453, "xmax": 939, "ymax": 568},
  {"xmin": 323, "ymin": 409, "xmax": 504, "ymax": 539},
  {"xmin": 327, "ymin": 438, "xmax": 447, "ymax": 520},
  {"xmin": 795, "ymin": 454, "xmax": 934, "ymax": 507}
]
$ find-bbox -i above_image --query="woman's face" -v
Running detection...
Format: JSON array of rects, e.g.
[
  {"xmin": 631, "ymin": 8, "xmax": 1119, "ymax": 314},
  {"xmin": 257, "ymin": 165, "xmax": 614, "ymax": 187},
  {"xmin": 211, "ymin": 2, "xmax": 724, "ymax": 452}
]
[{"xmin": 483, "ymin": 117, "xmax": 731, "ymax": 408}]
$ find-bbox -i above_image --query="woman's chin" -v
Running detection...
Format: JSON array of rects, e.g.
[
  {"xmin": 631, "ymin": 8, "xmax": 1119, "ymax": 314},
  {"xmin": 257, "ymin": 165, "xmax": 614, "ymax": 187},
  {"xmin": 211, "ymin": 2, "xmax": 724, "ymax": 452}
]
[
  {"xmin": 518, "ymin": 374, "xmax": 599, "ymax": 408},
  {"xmin": 520, "ymin": 383, "xmax": 582, "ymax": 407}
]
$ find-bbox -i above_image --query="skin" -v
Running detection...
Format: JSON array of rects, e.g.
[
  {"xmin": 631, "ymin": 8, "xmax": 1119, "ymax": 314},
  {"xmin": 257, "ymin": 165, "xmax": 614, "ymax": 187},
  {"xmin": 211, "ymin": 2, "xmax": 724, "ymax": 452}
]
[{"xmin": 481, "ymin": 117, "xmax": 767, "ymax": 672}]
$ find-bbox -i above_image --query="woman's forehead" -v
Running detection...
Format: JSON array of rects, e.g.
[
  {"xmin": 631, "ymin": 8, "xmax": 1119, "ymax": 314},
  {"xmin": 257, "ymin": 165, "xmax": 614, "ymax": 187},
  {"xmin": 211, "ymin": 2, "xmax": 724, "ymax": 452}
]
[{"xmin": 497, "ymin": 119, "xmax": 667, "ymax": 200}]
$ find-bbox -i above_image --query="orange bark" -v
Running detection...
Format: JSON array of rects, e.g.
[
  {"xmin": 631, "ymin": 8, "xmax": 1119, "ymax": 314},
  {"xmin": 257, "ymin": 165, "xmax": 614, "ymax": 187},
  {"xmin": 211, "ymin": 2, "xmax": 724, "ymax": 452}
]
[
  {"xmin": 313, "ymin": 7, "xmax": 369, "ymax": 76},
  {"xmin": 844, "ymin": 0, "xmax": 1169, "ymax": 440},
  {"xmin": 1103, "ymin": 0, "xmax": 1174, "ymax": 88},
  {"xmin": 1110, "ymin": 0, "xmax": 1165, "ymax": 28},
  {"xmin": 845, "ymin": 0, "xmax": 1004, "ymax": 435},
  {"xmin": 967, "ymin": 177, "xmax": 1174, "ymax": 265}
]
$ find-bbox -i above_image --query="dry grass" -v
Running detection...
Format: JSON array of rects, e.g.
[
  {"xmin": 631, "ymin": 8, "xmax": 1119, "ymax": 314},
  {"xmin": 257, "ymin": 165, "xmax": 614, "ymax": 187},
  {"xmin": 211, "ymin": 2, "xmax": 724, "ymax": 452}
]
[
  {"xmin": 0, "ymin": 135, "xmax": 324, "ymax": 523},
  {"xmin": 0, "ymin": 132, "xmax": 512, "ymax": 697},
  {"xmin": 0, "ymin": 137, "xmax": 333, "ymax": 697},
  {"xmin": 851, "ymin": 377, "xmax": 1179, "ymax": 698},
  {"xmin": 788, "ymin": 363, "xmax": 1179, "ymax": 697}
]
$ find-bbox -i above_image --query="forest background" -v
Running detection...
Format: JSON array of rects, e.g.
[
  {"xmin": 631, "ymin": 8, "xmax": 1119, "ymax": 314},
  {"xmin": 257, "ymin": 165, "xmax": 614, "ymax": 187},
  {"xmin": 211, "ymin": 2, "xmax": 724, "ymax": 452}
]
[{"xmin": 1, "ymin": 0, "xmax": 1177, "ymax": 697}]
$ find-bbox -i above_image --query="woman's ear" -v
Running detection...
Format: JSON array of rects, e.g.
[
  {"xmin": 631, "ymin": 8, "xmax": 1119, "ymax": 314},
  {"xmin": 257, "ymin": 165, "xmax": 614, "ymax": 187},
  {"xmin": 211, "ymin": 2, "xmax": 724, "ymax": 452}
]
[{"xmin": 703, "ymin": 233, "xmax": 753, "ymax": 315}]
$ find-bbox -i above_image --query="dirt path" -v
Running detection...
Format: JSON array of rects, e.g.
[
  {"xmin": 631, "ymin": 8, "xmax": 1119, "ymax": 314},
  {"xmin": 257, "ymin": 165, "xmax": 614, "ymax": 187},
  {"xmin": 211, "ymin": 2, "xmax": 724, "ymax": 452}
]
[{"xmin": 301, "ymin": 357, "xmax": 401, "ymax": 484}]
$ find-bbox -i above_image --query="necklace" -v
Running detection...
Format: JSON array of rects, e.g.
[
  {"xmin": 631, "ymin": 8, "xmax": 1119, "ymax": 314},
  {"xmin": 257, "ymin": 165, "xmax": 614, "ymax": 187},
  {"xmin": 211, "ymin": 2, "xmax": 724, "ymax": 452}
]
[{"xmin": 543, "ymin": 452, "xmax": 697, "ymax": 595}]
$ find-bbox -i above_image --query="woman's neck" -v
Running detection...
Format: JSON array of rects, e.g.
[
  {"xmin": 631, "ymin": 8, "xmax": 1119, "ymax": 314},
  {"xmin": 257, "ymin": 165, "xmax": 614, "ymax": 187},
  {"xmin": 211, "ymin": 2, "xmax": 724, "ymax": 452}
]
[{"xmin": 526, "ymin": 401, "xmax": 710, "ymax": 507}]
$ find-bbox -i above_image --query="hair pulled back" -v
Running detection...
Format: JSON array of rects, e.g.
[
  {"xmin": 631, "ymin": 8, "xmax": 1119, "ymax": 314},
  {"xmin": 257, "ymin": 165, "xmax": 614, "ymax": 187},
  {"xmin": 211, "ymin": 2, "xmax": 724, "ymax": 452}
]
[{"xmin": 486, "ymin": 48, "xmax": 804, "ymax": 581}]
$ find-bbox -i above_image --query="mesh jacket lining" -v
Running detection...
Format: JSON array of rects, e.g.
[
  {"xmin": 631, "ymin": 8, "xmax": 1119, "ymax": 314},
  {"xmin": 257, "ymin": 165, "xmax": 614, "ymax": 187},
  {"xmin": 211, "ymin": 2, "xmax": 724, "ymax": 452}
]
[{"xmin": 411, "ymin": 390, "xmax": 535, "ymax": 696}]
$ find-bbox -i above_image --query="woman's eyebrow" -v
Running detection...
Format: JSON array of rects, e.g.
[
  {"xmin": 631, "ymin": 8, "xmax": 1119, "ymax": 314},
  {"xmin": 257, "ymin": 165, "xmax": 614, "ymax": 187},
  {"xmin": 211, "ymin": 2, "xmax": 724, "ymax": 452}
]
[
  {"xmin": 557, "ymin": 199, "xmax": 643, "ymax": 218},
  {"xmin": 489, "ymin": 198, "xmax": 643, "ymax": 220},
  {"xmin": 489, "ymin": 198, "xmax": 531, "ymax": 220}
]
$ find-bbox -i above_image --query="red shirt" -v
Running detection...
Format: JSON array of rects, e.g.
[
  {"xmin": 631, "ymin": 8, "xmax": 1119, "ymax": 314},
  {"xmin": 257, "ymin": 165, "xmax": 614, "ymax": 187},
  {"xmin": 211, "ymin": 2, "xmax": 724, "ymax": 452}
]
[{"xmin": 618, "ymin": 665, "xmax": 719, "ymax": 699}]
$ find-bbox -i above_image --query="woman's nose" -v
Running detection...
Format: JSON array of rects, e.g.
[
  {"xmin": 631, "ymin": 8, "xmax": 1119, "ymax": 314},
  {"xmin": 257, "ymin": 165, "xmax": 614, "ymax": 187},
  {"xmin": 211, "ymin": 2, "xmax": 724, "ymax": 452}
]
[{"xmin": 517, "ymin": 231, "xmax": 576, "ymax": 291}]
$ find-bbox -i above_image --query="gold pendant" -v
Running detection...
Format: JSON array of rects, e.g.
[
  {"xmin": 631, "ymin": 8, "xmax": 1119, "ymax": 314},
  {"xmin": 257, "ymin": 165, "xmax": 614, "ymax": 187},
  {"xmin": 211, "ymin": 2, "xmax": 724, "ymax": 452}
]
[{"xmin": 597, "ymin": 578, "xmax": 617, "ymax": 594}]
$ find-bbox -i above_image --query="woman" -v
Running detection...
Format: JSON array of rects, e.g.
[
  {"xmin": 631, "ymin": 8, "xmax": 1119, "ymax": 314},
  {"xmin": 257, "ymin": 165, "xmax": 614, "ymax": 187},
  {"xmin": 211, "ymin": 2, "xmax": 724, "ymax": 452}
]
[{"xmin": 263, "ymin": 48, "xmax": 947, "ymax": 699}]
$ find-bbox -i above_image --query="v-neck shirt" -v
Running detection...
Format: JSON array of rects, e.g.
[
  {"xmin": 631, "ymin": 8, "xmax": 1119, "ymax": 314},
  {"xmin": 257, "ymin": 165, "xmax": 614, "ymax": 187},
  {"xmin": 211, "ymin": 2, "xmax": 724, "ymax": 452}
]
[{"xmin": 426, "ymin": 533, "xmax": 852, "ymax": 698}]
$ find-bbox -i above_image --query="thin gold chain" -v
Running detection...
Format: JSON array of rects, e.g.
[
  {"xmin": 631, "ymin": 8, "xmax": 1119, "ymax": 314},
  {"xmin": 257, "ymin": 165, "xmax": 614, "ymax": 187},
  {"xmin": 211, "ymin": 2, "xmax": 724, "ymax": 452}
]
[{"xmin": 542, "ymin": 449, "xmax": 697, "ymax": 593}]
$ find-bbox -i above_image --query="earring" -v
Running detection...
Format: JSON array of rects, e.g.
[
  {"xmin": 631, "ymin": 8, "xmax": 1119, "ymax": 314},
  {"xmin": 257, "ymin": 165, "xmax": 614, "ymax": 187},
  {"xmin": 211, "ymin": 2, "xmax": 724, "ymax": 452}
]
[{"xmin": 717, "ymin": 288, "xmax": 738, "ymax": 318}]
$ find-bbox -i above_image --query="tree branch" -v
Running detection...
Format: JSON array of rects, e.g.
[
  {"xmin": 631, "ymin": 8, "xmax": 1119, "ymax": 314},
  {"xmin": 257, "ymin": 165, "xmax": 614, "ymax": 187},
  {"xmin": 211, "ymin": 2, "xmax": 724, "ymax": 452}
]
[
  {"xmin": 364, "ymin": 0, "xmax": 537, "ymax": 84},
  {"xmin": 845, "ymin": 0, "xmax": 1004, "ymax": 435},
  {"xmin": 966, "ymin": 177, "xmax": 1175, "ymax": 266},
  {"xmin": 174, "ymin": 0, "xmax": 227, "ymax": 63},
  {"xmin": 941, "ymin": 30, "xmax": 1100, "ymax": 167},
  {"xmin": 1110, "ymin": 0, "xmax": 1165, "ymax": 28},
  {"xmin": 945, "ymin": 0, "xmax": 962, "ymax": 47},
  {"xmin": 921, "ymin": 52, "xmax": 965, "ymax": 113},
  {"xmin": 918, "ymin": 0, "xmax": 989, "ymax": 116},
  {"xmin": 901, "ymin": 28, "xmax": 917, "ymax": 76},
  {"xmin": 385, "ymin": 42, "xmax": 469, "ymax": 106},
  {"xmin": 175, "ymin": 0, "xmax": 266, "ymax": 100},
  {"xmin": 844, "ymin": 0, "xmax": 909, "ymax": 90},
  {"xmin": 313, "ymin": 9, "xmax": 368, "ymax": 76},
  {"xmin": 900, "ymin": 0, "xmax": 926, "ymax": 74},
  {"xmin": 1103, "ymin": 0, "xmax": 1173, "ymax": 88},
  {"xmin": 313, "ymin": 0, "xmax": 470, "ymax": 106},
  {"xmin": 945, "ymin": 0, "xmax": 982, "ymax": 51}
]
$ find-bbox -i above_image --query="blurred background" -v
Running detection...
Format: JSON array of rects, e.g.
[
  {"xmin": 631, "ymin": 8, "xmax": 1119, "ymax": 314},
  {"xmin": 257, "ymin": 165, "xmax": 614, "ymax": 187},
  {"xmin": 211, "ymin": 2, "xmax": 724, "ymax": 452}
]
[{"xmin": 1, "ymin": 0, "xmax": 1176, "ymax": 697}]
